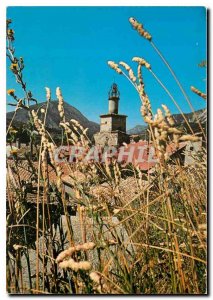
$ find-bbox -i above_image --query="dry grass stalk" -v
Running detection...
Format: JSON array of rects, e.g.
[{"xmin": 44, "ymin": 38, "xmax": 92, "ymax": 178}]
[{"xmin": 6, "ymin": 17, "xmax": 207, "ymax": 295}]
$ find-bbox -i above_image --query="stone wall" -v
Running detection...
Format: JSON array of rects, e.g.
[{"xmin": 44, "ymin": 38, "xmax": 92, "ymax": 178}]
[
  {"xmin": 100, "ymin": 116, "xmax": 112, "ymax": 132},
  {"xmin": 94, "ymin": 131, "xmax": 130, "ymax": 147},
  {"xmin": 184, "ymin": 140, "xmax": 203, "ymax": 165},
  {"xmin": 112, "ymin": 116, "xmax": 126, "ymax": 132},
  {"xmin": 100, "ymin": 115, "xmax": 127, "ymax": 133}
]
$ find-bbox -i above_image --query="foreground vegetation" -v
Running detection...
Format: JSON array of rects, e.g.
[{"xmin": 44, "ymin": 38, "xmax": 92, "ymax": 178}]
[{"xmin": 6, "ymin": 17, "xmax": 207, "ymax": 294}]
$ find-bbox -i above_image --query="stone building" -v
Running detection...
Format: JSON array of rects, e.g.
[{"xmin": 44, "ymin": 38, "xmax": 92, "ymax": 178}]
[
  {"xmin": 184, "ymin": 140, "xmax": 203, "ymax": 165},
  {"xmin": 94, "ymin": 83, "xmax": 130, "ymax": 147}
]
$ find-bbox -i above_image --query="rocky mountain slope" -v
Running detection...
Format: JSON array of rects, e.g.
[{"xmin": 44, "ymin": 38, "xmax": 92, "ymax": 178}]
[
  {"xmin": 7, "ymin": 102, "xmax": 207, "ymax": 140},
  {"xmin": 127, "ymin": 108, "xmax": 207, "ymax": 135},
  {"xmin": 7, "ymin": 101, "xmax": 100, "ymax": 138}
]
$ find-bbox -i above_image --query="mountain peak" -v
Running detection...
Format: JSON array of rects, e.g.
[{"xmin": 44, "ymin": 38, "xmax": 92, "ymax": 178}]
[{"xmin": 7, "ymin": 100, "xmax": 100, "ymax": 138}]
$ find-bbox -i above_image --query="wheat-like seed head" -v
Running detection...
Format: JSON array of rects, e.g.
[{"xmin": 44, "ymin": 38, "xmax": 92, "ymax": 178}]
[
  {"xmin": 132, "ymin": 57, "xmax": 151, "ymax": 69},
  {"xmin": 119, "ymin": 61, "xmax": 131, "ymax": 71},
  {"xmin": 161, "ymin": 104, "xmax": 175, "ymax": 126},
  {"xmin": 128, "ymin": 69, "xmax": 137, "ymax": 82},
  {"xmin": 129, "ymin": 18, "xmax": 152, "ymax": 41},
  {"xmin": 108, "ymin": 61, "xmax": 122, "ymax": 74},
  {"xmin": 59, "ymin": 259, "xmax": 91, "ymax": 271},
  {"xmin": 45, "ymin": 87, "xmax": 51, "ymax": 102},
  {"xmin": 56, "ymin": 87, "xmax": 65, "ymax": 119},
  {"xmin": 56, "ymin": 242, "xmax": 96, "ymax": 263},
  {"xmin": 90, "ymin": 272, "xmax": 101, "ymax": 284},
  {"xmin": 13, "ymin": 244, "xmax": 24, "ymax": 251},
  {"xmin": 179, "ymin": 135, "xmax": 200, "ymax": 142},
  {"xmin": 113, "ymin": 161, "xmax": 121, "ymax": 185},
  {"xmin": 191, "ymin": 86, "xmax": 207, "ymax": 100}
]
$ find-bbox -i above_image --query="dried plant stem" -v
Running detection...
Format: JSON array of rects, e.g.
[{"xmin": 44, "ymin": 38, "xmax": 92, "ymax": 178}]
[
  {"xmin": 31, "ymin": 289, "xmax": 51, "ymax": 294},
  {"xmin": 129, "ymin": 242, "xmax": 206, "ymax": 264},
  {"xmin": 150, "ymin": 41, "xmax": 206, "ymax": 139},
  {"xmin": 35, "ymin": 148, "xmax": 42, "ymax": 293},
  {"xmin": 96, "ymin": 271, "xmax": 126, "ymax": 294},
  {"xmin": 6, "ymin": 175, "xmax": 14, "ymax": 212},
  {"xmin": 6, "ymin": 17, "xmax": 206, "ymax": 294},
  {"xmin": 61, "ymin": 190, "xmax": 75, "ymax": 247},
  {"xmin": 42, "ymin": 166, "xmax": 46, "ymax": 291},
  {"xmin": 35, "ymin": 98, "xmax": 50, "ymax": 293},
  {"xmin": 121, "ymin": 70, "xmax": 138, "ymax": 91},
  {"xmin": 149, "ymin": 70, "xmax": 194, "ymax": 135},
  {"xmin": 79, "ymin": 206, "xmax": 86, "ymax": 244},
  {"xmin": 6, "ymin": 108, "xmax": 19, "ymax": 135},
  {"xmin": 145, "ymin": 132, "xmax": 151, "ymax": 243},
  {"xmin": 23, "ymin": 220, "xmax": 33, "ymax": 292},
  {"xmin": 166, "ymin": 194, "xmax": 186, "ymax": 292}
]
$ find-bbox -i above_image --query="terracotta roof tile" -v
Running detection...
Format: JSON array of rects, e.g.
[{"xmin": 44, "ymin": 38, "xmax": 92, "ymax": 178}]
[{"xmin": 122, "ymin": 141, "xmax": 186, "ymax": 170}]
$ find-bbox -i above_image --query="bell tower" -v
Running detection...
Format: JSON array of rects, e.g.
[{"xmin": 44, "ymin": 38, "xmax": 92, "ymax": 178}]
[
  {"xmin": 108, "ymin": 83, "xmax": 119, "ymax": 114},
  {"xmin": 94, "ymin": 83, "xmax": 130, "ymax": 147}
]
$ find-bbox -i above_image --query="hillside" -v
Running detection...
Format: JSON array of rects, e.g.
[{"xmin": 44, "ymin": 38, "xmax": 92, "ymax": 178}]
[
  {"xmin": 127, "ymin": 125, "xmax": 147, "ymax": 135},
  {"xmin": 172, "ymin": 108, "xmax": 207, "ymax": 124},
  {"xmin": 127, "ymin": 108, "xmax": 207, "ymax": 135},
  {"xmin": 7, "ymin": 101, "xmax": 100, "ymax": 138},
  {"xmin": 7, "ymin": 102, "xmax": 207, "ymax": 141}
]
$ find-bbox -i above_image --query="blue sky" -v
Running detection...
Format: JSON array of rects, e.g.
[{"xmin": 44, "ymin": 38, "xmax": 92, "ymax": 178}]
[{"xmin": 6, "ymin": 6, "xmax": 207, "ymax": 129}]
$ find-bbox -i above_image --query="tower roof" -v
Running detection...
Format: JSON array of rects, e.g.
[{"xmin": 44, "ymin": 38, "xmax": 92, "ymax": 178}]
[{"xmin": 108, "ymin": 83, "xmax": 120, "ymax": 98}]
